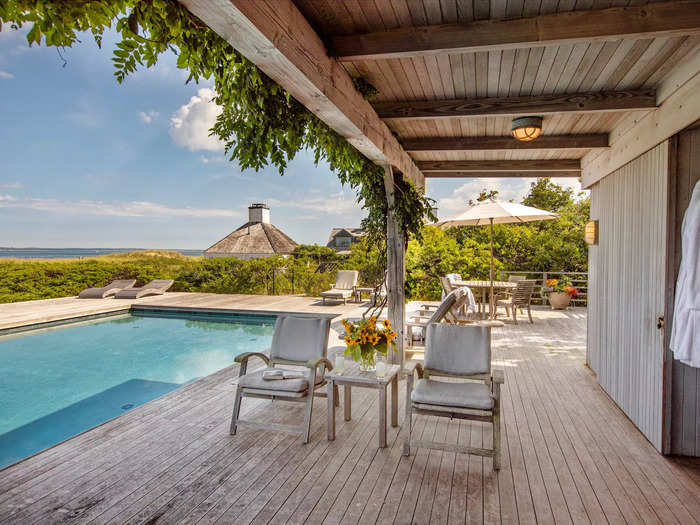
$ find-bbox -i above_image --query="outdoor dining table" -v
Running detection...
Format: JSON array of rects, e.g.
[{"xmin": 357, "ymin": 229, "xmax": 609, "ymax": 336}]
[{"xmin": 454, "ymin": 280, "xmax": 517, "ymax": 317}]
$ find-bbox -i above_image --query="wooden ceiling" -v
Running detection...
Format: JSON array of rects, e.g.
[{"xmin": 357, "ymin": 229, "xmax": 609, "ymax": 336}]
[{"xmin": 294, "ymin": 0, "xmax": 700, "ymax": 176}]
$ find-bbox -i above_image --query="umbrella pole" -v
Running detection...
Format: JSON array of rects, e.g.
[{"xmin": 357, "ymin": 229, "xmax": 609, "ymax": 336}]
[{"xmin": 489, "ymin": 218, "xmax": 495, "ymax": 319}]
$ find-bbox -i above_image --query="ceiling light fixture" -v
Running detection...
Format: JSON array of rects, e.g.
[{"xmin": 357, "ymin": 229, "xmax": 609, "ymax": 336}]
[{"xmin": 511, "ymin": 116, "xmax": 543, "ymax": 142}]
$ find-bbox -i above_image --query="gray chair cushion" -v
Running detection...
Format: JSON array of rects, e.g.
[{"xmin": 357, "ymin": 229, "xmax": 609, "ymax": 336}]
[
  {"xmin": 270, "ymin": 316, "xmax": 330, "ymax": 363},
  {"xmin": 334, "ymin": 270, "xmax": 358, "ymax": 290},
  {"xmin": 238, "ymin": 368, "xmax": 323, "ymax": 393},
  {"xmin": 411, "ymin": 378, "xmax": 494, "ymax": 410},
  {"xmin": 424, "ymin": 323, "xmax": 491, "ymax": 375},
  {"xmin": 320, "ymin": 288, "xmax": 353, "ymax": 298}
]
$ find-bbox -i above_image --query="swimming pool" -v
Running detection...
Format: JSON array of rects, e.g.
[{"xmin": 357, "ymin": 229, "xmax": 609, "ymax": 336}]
[{"xmin": 0, "ymin": 309, "xmax": 276, "ymax": 469}]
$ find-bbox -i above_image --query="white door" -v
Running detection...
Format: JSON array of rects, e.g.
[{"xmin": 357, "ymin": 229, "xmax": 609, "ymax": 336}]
[{"xmin": 588, "ymin": 142, "xmax": 668, "ymax": 451}]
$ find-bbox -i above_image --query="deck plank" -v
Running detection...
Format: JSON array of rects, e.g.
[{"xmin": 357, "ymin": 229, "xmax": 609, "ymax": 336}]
[{"xmin": 1, "ymin": 297, "xmax": 699, "ymax": 524}]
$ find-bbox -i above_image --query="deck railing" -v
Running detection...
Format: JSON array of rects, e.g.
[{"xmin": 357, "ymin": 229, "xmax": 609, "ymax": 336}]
[{"xmin": 499, "ymin": 270, "xmax": 588, "ymax": 307}]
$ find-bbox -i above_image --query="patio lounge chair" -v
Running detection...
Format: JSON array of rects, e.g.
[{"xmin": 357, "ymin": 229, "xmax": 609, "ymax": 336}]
[
  {"xmin": 404, "ymin": 323, "xmax": 504, "ymax": 470},
  {"xmin": 407, "ymin": 288, "xmax": 466, "ymax": 346},
  {"xmin": 230, "ymin": 315, "xmax": 334, "ymax": 443},
  {"xmin": 496, "ymin": 279, "xmax": 536, "ymax": 324},
  {"xmin": 320, "ymin": 270, "xmax": 358, "ymax": 304},
  {"xmin": 113, "ymin": 279, "xmax": 174, "ymax": 299},
  {"xmin": 78, "ymin": 279, "xmax": 136, "ymax": 299}
]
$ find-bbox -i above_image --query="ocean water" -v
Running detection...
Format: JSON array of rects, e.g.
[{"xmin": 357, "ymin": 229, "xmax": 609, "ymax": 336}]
[
  {"xmin": 0, "ymin": 247, "xmax": 203, "ymax": 259},
  {"xmin": 0, "ymin": 311, "xmax": 275, "ymax": 469}
]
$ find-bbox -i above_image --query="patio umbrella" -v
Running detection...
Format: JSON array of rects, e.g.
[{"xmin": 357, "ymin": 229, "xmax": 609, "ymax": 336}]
[{"xmin": 435, "ymin": 200, "xmax": 557, "ymax": 318}]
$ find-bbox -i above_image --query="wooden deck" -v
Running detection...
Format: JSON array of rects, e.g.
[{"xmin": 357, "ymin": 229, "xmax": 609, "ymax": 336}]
[
  {"xmin": 0, "ymin": 293, "xmax": 370, "ymax": 332},
  {"xmin": 1, "ymin": 299, "xmax": 699, "ymax": 524}
]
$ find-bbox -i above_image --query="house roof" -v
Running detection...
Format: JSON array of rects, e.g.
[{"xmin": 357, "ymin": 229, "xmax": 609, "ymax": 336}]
[
  {"xmin": 327, "ymin": 228, "xmax": 364, "ymax": 245},
  {"xmin": 204, "ymin": 221, "xmax": 298, "ymax": 256}
]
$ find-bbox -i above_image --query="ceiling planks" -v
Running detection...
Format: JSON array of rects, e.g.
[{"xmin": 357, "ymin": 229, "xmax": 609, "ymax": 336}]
[{"xmin": 330, "ymin": 1, "xmax": 700, "ymax": 60}]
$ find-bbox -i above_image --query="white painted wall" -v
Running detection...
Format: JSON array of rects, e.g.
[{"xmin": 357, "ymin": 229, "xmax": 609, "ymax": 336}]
[{"xmin": 588, "ymin": 142, "xmax": 669, "ymax": 452}]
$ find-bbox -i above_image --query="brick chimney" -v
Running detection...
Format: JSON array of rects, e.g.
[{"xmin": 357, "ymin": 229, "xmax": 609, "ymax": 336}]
[{"xmin": 248, "ymin": 203, "xmax": 270, "ymax": 224}]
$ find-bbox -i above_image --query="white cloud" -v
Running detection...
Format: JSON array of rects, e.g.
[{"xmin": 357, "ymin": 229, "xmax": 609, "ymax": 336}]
[
  {"xmin": 199, "ymin": 154, "xmax": 227, "ymax": 164},
  {"xmin": 0, "ymin": 181, "xmax": 23, "ymax": 189},
  {"xmin": 169, "ymin": 88, "xmax": 224, "ymax": 151},
  {"xmin": 0, "ymin": 70, "xmax": 14, "ymax": 79},
  {"xmin": 139, "ymin": 110, "xmax": 159, "ymax": 124},
  {"xmin": 435, "ymin": 177, "xmax": 585, "ymax": 216},
  {"xmin": 0, "ymin": 196, "xmax": 240, "ymax": 219},
  {"xmin": 267, "ymin": 192, "xmax": 359, "ymax": 215}
]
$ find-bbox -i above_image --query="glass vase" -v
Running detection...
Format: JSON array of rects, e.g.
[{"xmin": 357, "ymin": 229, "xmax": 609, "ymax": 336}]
[{"xmin": 359, "ymin": 351, "xmax": 376, "ymax": 372}]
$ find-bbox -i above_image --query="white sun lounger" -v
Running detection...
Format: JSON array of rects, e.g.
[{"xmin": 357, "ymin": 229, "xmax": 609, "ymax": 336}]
[
  {"xmin": 320, "ymin": 270, "xmax": 358, "ymax": 304},
  {"xmin": 78, "ymin": 279, "xmax": 137, "ymax": 299},
  {"xmin": 114, "ymin": 279, "xmax": 174, "ymax": 299}
]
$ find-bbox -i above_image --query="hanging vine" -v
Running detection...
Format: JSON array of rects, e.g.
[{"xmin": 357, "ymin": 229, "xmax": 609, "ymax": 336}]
[{"xmin": 0, "ymin": 0, "xmax": 435, "ymax": 242}]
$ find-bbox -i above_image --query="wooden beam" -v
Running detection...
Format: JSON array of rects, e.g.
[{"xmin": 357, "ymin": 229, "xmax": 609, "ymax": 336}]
[
  {"xmin": 331, "ymin": 1, "xmax": 700, "ymax": 60},
  {"xmin": 375, "ymin": 90, "xmax": 656, "ymax": 120},
  {"xmin": 403, "ymin": 134, "xmax": 609, "ymax": 151},
  {"xmin": 180, "ymin": 0, "xmax": 424, "ymax": 187},
  {"xmin": 424, "ymin": 172, "xmax": 582, "ymax": 178},
  {"xmin": 383, "ymin": 166, "xmax": 405, "ymax": 368},
  {"xmin": 417, "ymin": 160, "xmax": 581, "ymax": 172},
  {"xmin": 582, "ymin": 49, "xmax": 700, "ymax": 187}
]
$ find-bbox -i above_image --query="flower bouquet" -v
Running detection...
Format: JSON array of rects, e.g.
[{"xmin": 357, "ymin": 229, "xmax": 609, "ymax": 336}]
[
  {"xmin": 542, "ymin": 277, "xmax": 579, "ymax": 309},
  {"xmin": 341, "ymin": 316, "xmax": 397, "ymax": 371}
]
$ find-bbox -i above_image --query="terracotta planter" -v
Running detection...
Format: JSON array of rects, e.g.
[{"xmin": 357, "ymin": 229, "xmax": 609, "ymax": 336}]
[{"xmin": 548, "ymin": 292, "xmax": 572, "ymax": 310}]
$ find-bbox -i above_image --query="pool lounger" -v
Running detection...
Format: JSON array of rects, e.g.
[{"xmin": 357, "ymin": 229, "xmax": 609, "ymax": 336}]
[
  {"xmin": 78, "ymin": 280, "xmax": 137, "ymax": 299},
  {"xmin": 114, "ymin": 279, "xmax": 174, "ymax": 299}
]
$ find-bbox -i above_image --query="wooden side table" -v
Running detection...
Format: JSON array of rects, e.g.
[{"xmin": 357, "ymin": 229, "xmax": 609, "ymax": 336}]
[
  {"xmin": 354, "ymin": 287, "xmax": 376, "ymax": 303},
  {"xmin": 326, "ymin": 361, "xmax": 400, "ymax": 448}
]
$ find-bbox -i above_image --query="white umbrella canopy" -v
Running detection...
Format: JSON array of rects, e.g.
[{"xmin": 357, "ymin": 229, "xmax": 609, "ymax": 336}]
[
  {"xmin": 434, "ymin": 199, "xmax": 558, "ymax": 319},
  {"xmin": 435, "ymin": 200, "xmax": 557, "ymax": 227}
]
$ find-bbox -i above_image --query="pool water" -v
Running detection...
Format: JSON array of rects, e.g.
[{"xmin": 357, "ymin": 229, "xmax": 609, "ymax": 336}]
[{"xmin": 0, "ymin": 311, "xmax": 275, "ymax": 469}]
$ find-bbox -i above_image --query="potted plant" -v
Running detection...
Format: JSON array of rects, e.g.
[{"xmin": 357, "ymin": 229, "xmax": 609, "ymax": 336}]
[
  {"xmin": 542, "ymin": 277, "xmax": 579, "ymax": 310},
  {"xmin": 341, "ymin": 316, "xmax": 397, "ymax": 371}
]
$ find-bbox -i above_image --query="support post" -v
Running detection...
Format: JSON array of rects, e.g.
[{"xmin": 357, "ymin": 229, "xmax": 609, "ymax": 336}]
[{"xmin": 383, "ymin": 165, "xmax": 406, "ymax": 369}]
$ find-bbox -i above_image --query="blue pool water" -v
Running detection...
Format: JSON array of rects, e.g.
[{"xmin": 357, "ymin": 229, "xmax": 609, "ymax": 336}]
[{"xmin": 0, "ymin": 311, "xmax": 275, "ymax": 469}]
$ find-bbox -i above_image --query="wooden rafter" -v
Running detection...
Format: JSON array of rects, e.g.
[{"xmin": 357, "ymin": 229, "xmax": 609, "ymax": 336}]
[
  {"xmin": 331, "ymin": 1, "xmax": 700, "ymax": 60},
  {"xmin": 402, "ymin": 134, "xmax": 609, "ymax": 151},
  {"xmin": 417, "ymin": 160, "xmax": 581, "ymax": 172},
  {"xmin": 375, "ymin": 90, "xmax": 656, "ymax": 120},
  {"xmin": 180, "ymin": 0, "xmax": 424, "ymax": 187},
  {"xmin": 424, "ymin": 172, "xmax": 582, "ymax": 178}
]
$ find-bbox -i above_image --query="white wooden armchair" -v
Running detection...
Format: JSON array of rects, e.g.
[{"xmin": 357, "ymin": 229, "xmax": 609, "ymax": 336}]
[
  {"xmin": 404, "ymin": 323, "xmax": 504, "ymax": 470},
  {"xmin": 230, "ymin": 315, "xmax": 335, "ymax": 444}
]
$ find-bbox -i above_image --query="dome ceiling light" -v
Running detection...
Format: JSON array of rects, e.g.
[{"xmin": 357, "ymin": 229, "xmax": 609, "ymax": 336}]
[{"xmin": 511, "ymin": 116, "xmax": 543, "ymax": 142}]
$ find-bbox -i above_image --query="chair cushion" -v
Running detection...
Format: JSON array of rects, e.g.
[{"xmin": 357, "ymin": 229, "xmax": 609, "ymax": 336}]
[
  {"xmin": 269, "ymin": 316, "xmax": 330, "ymax": 363},
  {"xmin": 334, "ymin": 270, "xmax": 358, "ymax": 290},
  {"xmin": 320, "ymin": 288, "xmax": 353, "ymax": 298},
  {"xmin": 411, "ymin": 378, "xmax": 494, "ymax": 410},
  {"xmin": 238, "ymin": 368, "xmax": 322, "ymax": 393},
  {"xmin": 424, "ymin": 324, "xmax": 491, "ymax": 375}
]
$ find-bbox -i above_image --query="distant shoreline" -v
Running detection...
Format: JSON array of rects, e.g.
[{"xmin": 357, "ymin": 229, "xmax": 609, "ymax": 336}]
[{"xmin": 0, "ymin": 248, "xmax": 203, "ymax": 259}]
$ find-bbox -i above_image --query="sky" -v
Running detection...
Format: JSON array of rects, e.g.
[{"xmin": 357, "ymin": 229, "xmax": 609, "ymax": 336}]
[{"xmin": 0, "ymin": 26, "xmax": 582, "ymax": 249}]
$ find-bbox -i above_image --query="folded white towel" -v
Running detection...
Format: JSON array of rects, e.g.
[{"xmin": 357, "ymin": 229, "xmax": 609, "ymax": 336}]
[{"xmin": 262, "ymin": 369, "xmax": 305, "ymax": 381}]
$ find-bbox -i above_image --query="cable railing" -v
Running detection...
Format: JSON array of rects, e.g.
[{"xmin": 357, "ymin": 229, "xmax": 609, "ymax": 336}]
[{"xmin": 500, "ymin": 270, "xmax": 588, "ymax": 307}]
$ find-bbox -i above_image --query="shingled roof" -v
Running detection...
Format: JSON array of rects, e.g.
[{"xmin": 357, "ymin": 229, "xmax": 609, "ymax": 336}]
[{"xmin": 204, "ymin": 204, "xmax": 298, "ymax": 257}]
